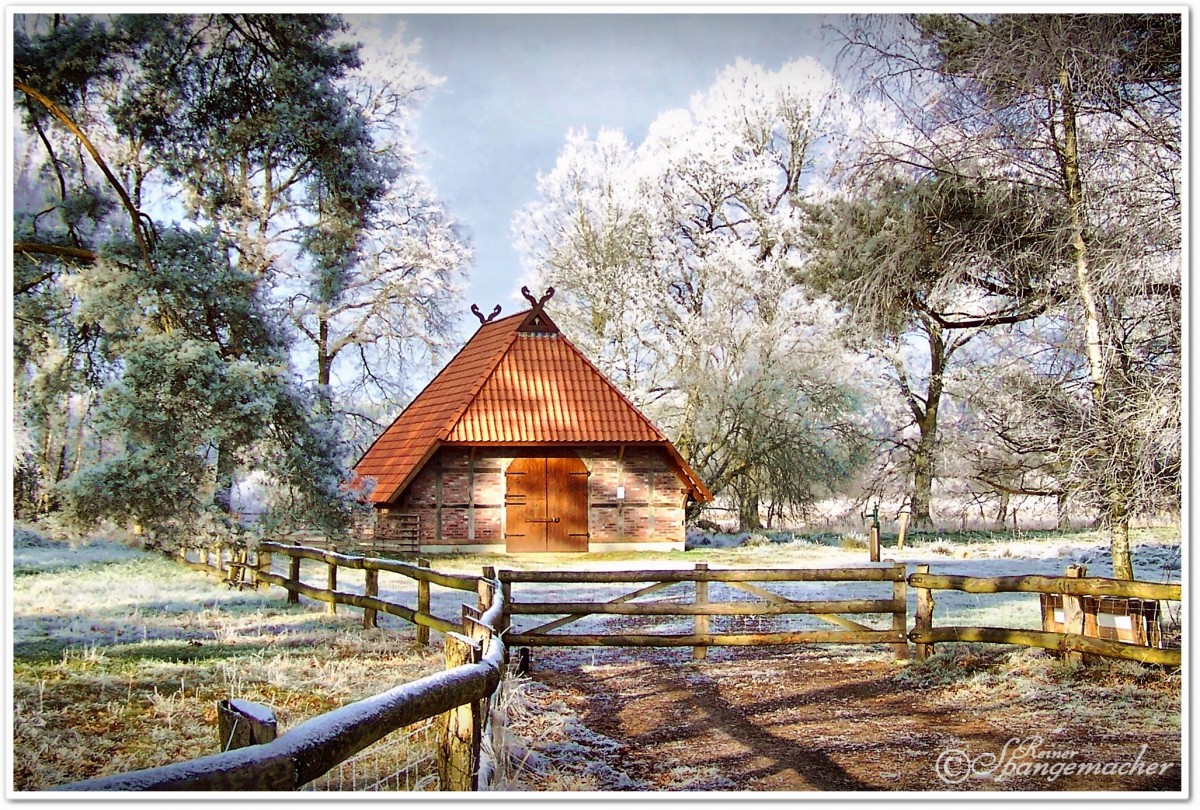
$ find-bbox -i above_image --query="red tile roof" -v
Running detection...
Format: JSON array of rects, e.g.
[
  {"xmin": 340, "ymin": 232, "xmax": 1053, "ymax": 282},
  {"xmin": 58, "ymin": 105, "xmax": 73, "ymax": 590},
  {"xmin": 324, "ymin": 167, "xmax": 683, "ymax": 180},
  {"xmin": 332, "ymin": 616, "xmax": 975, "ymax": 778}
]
[
  {"xmin": 353, "ymin": 307, "xmax": 711, "ymax": 504},
  {"xmin": 447, "ymin": 334, "xmax": 664, "ymax": 443}
]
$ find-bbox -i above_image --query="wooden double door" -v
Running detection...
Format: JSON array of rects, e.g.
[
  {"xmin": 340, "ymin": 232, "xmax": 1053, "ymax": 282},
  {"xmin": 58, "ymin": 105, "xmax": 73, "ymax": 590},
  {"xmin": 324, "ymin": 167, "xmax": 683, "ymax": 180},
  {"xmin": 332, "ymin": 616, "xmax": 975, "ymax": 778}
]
[{"xmin": 505, "ymin": 453, "xmax": 590, "ymax": 552}]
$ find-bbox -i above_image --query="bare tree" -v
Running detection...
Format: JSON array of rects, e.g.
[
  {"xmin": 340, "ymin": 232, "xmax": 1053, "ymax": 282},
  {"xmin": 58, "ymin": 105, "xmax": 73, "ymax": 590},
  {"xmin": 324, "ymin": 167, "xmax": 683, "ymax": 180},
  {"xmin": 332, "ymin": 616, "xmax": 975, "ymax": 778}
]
[{"xmin": 515, "ymin": 60, "xmax": 867, "ymax": 527}]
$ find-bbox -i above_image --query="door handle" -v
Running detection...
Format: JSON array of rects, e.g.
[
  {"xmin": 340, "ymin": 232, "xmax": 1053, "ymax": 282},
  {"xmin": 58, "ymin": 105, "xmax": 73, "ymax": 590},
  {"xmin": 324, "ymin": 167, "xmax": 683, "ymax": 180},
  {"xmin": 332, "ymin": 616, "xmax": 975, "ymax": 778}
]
[{"xmin": 526, "ymin": 517, "xmax": 560, "ymax": 523}]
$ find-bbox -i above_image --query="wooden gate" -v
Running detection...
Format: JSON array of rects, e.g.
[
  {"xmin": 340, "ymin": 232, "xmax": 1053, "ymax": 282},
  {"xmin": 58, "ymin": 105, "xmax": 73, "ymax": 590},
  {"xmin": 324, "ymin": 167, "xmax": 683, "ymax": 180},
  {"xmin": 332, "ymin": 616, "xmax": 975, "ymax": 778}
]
[
  {"xmin": 498, "ymin": 563, "xmax": 909, "ymax": 660},
  {"xmin": 505, "ymin": 454, "xmax": 589, "ymax": 552}
]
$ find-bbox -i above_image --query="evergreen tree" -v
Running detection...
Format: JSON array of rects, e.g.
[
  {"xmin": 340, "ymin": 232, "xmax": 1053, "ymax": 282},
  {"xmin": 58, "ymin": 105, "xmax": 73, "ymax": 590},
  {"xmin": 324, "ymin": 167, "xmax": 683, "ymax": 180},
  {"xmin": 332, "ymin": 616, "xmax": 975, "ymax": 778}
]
[{"xmin": 13, "ymin": 14, "xmax": 466, "ymax": 542}]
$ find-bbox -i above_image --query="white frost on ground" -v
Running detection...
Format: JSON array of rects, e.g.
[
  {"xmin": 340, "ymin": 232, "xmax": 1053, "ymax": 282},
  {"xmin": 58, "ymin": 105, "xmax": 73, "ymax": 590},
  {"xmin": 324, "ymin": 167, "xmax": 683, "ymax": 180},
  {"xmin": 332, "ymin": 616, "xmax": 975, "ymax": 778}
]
[
  {"xmin": 487, "ymin": 675, "xmax": 645, "ymax": 791},
  {"xmin": 12, "ymin": 528, "xmax": 349, "ymax": 652},
  {"xmin": 13, "ymin": 525, "xmax": 145, "ymax": 573},
  {"xmin": 12, "ymin": 522, "xmax": 1180, "ymax": 792}
]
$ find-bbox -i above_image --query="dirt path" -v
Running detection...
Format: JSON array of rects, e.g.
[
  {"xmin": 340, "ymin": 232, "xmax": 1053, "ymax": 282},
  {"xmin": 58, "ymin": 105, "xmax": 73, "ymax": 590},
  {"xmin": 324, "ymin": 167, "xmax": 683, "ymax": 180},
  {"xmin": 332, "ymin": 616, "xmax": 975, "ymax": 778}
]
[{"xmin": 513, "ymin": 646, "xmax": 1181, "ymax": 792}]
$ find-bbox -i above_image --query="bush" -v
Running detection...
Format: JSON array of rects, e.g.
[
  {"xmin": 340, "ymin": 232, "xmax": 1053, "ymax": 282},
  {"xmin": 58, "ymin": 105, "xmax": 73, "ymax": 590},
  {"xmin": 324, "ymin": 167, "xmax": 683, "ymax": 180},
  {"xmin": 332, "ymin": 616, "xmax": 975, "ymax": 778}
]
[
  {"xmin": 838, "ymin": 533, "xmax": 868, "ymax": 550},
  {"xmin": 13, "ymin": 524, "xmax": 55, "ymax": 549}
]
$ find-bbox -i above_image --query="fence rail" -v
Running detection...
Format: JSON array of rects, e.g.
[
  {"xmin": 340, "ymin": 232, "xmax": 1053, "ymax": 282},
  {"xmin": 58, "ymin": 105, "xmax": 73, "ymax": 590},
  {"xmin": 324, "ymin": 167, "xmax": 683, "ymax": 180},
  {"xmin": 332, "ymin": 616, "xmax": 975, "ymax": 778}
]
[
  {"xmin": 499, "ymin": 565, "xmax": 907, "ymax": 583},
  {"xmin": 259, "ymin": 542, "xmax": 479, "ymax": 591},
  {"xmin": 175, "ymin": 545, "xmax": 271, "ymax": 589},
  {"xmin": 907, "ymin": 571, "xmax": 1180, "ymax": 601},
  {"xmin": 500, "ymin": 562, "xmax": 909, "ymax": 661},
  {"xmin": 59, "ymin": 559, "xmax": 507, "ymax": 792},
  {"xmin": 254, "ymin": 542, "xmax": 481, "ymax": 639},
  {"xmin": 908, "ymin": 564, "xmax": 1181, "ymax": 667}
]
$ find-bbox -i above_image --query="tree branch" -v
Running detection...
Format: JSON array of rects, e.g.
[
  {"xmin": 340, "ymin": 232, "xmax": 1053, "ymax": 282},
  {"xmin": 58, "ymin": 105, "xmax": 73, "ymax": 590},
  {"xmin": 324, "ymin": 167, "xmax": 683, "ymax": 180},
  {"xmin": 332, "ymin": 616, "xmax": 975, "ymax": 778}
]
[
  {"xmin": 926, "ymin": 301, "xmax": 1049, "ymax": 330},
  {"xmin": 15, "ymin": 80, "xmax": 155, "ymax": 270},
  {"xmin": 14, "ymin": 241, "xmax": 98, "ymax": 263}
]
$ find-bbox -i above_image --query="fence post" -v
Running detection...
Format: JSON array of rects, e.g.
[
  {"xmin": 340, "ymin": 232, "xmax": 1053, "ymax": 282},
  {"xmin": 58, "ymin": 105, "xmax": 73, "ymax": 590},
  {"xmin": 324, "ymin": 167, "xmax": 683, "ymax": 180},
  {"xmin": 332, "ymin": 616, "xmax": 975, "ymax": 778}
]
[
  {"xmin": 478, "ymin": 566, "xmax": 496, "ymax": 612},
  {"xmin": 363, "ymin": 568, "xmax": 379, "ymax": 629},
  {"xmin": 417, "ymin": 558, "xmax": 431, "ymax": 646},
  {"xmin": 287, "ymin": 550, "xmax": 301, "ymax": 605},
  {"xmin": 914, "ymin": 564, "xmax": 934, "ymax": 662},
  {"xmin": 499, "ymin": 575, "xmax": 512, "ymax": 636},
  {"xmin": 499, "ymin": 573, "xmax": 516, "ymax": 668},
  {"xmin": 1063, "ymin": 564, "xmax": 1086, "ymax": 666},
  {"xmin": 255, "ymin": 551, "xmax": 272, "ymax": 592},
  {"xmin": 437, "ymin": 632, "xmax": 482, "ymax": 791},
  {"xmin": 461, "ymin": 604, "xmax": 495, "ymax": 755},
  {"xmin": 462, "ymin": 605, "xmax": 481, "ymax": 637},
  {"xmin": 693, "ymin": 563, "xmax": 709, "ymax": 661},
  {"xmin": 217, "ymin": 699, "xmax": 277, "ymax": 751},
  {"xmin": 888, "ymin": 560, "xmax": 908, "ymax": 661},
  {"xmin": 225, "ymin": 547, "xmax": 242, "ymax": 585},
  {"xmin": 896, "ymin": 511, "xmax": 910, "ymax": 550},
  {"xmin": 869, "ymin": 525, "xmax": 881, "ymax": 563},
  {"xmin": 326, "ymin": 561, "xmax": 338, "ymax": 615}
]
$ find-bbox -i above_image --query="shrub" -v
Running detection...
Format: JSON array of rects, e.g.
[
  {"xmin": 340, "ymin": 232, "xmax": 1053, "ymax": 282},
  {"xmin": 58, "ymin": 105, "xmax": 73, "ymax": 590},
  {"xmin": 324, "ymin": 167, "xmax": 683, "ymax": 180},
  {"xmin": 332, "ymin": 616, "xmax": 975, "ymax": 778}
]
[{"xmin": 838, "ymin": 533, "xmax": 868, "ymax": 550}]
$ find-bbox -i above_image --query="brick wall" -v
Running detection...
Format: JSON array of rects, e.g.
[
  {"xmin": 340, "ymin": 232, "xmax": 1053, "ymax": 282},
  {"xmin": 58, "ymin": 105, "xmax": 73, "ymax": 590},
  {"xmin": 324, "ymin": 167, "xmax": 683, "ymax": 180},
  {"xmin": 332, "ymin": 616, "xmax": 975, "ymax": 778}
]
[{"xmin": 381, "ymin": 445, "xmax": 690, "ymax": 551}]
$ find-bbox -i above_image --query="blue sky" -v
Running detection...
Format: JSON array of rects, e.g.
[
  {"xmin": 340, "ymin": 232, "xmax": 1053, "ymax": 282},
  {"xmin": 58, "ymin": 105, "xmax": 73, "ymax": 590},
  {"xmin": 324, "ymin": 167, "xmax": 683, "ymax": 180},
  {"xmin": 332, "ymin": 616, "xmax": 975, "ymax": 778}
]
[{"xmin": 362, "ymin": 12, "xmax": 844, "ymax": 338}]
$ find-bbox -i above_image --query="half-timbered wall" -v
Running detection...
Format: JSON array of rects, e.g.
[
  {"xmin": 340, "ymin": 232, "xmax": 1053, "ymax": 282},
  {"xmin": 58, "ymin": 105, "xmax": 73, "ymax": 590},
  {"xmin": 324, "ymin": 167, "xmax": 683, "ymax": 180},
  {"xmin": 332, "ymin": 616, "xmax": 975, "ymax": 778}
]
[{"xmin": 378, "ymin": 445, "xmax": 688, "ymax": 553}]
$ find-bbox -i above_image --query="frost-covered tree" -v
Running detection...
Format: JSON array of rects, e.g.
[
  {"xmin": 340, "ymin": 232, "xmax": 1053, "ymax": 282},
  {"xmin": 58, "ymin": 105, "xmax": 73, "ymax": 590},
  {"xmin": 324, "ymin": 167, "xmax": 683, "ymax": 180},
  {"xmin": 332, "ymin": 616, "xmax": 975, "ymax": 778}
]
[
  {"xmin": 283, "ymin": 26, "xmax": 469, "ymax": 442},
  {"xmin": 803, "ymin": 171, "xmax": 1064, "ymax": 528},
  {"xmin": 515, "ymin": 59, "xmax": 867, "ymax": 527},
  {"xmin": 838, "ymin": 13, "xmax": 1181, "ymax": 576},
  {"xmin": 12, "ymin": 14, "xmax": 464, "ymax": 540}
]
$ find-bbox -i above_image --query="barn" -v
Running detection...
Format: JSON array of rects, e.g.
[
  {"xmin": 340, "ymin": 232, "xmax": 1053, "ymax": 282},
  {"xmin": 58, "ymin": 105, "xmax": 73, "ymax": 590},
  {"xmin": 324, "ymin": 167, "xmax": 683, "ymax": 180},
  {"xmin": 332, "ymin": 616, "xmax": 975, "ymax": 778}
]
[{"xmin": 353, "ymin": 289, "xmax": 712, "ymax": 553}]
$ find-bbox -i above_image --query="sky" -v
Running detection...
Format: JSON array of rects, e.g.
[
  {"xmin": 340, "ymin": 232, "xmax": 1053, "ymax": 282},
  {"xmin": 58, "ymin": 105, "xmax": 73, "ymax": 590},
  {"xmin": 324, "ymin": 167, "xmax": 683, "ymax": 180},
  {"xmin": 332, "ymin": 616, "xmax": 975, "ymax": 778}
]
[{"xmin": 355, "ymin": 12, "xmax": 845, "ymax": 339}]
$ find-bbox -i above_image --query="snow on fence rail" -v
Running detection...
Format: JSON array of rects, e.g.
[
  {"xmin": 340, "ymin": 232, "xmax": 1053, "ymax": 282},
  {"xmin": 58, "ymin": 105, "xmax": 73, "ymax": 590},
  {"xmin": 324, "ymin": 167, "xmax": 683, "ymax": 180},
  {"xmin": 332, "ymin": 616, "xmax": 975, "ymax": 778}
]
[
  {"xmin": 908, "ymin": 563, "xmax": 1182, "ymax": 667},
  {"xmin": 58, "ymin": 563, "xmax": 508, "ymax": 792},
  {"xmin": 500, "ymin": 562, "xmax": 910, "ymax": 661}
]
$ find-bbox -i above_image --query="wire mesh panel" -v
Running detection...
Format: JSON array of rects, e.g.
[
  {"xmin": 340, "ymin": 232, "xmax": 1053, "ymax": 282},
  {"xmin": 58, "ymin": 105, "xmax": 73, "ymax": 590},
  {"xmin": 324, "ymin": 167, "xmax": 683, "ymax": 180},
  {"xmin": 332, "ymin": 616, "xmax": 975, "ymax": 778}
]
[{"xmin": 302, "ymin": 719, "xmax": 440, "ymax": 792}]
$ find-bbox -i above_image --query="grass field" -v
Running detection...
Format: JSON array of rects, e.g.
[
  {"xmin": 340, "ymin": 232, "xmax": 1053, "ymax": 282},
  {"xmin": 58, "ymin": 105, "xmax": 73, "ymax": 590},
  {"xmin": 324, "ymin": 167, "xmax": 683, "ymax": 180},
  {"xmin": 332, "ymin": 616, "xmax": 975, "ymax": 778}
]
[
  {"xmin": 10, "ymin": 521, "xmax": 1182, "ymax": 791},
  {"xmin": 11, "ymin": 525, "xmax": 440, "ymax": 791}
]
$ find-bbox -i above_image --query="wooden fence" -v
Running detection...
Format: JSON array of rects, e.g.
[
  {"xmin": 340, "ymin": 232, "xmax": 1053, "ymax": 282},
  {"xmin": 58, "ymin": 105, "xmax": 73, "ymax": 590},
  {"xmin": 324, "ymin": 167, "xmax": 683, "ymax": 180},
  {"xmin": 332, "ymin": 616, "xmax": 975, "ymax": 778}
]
[
  {"xmin": 254, "ymin": 542, "xmax": 482, "ymax": 641},
  {"xmin": 60, "ymin": 563, "xmax": 507, "ymax": 792},
  {"xmin": 58, "ymin": 547, "xmax": 1183, "ymax": 790},
  {"xmin": 908, "ymin": 564, "xmax": 1182, "ymax": 667},
  {"xmin": 176, "ymin": 544, "xmax": 272, "ymax": 589},
  {"xmin": 500, "ymin": 562, "xmax": 910, "ymax": 661}
]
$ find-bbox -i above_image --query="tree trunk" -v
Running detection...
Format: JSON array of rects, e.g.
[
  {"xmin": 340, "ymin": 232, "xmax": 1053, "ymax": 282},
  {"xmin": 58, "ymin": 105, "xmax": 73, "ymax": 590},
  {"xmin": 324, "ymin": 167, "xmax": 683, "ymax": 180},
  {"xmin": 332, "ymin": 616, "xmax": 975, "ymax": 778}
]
[
  {"xmin": 1108, "ymin": 488, "xmax": 1134, "ymax": 580},
  {"xmin": 1060, "ymin": 67, "xmax": 1133, "ymax": 580},
  {"xmin": 1056, "ymin": 492, "xmax": 1070, "ymax": 530},
  {"xmin": 910, "ymin": 430, "xmax": 935, "ymax": 530},
  {"xmin": 738, "ymin": 490, "xmax": 763, "ymax": 533},
  {"xmin": 214, "ymin": 444, "xmax": 236, "ymax": 517},
  {"xmin": 909, "ymin": 321, "xmax": 945, "ymax": 530},
  {"xmin": 316, "ymin": 315, "xmax": 333, "ymax": 411},
  {"xmin": 36, "ymin": 426, "xmax": 61, "ymax": 515},
  {"xmin": 995, "ymin": 491, "xmax": 1010, "ymax": 529},
  {"xmin": 1059, "ymin": 69, "xmax": 1106, "ymax": 398}
]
